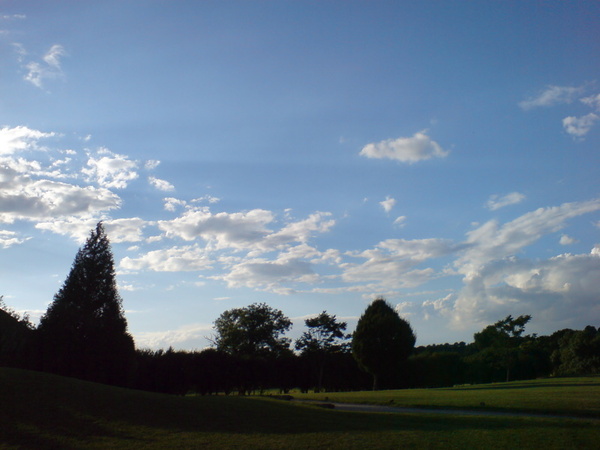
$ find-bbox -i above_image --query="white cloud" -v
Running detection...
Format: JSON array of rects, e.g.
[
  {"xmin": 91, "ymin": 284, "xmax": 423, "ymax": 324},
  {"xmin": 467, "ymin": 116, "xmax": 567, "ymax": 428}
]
[
  {"xmin": 380, "ymin": 196, "xmax": 396, "ymax": 213},
  {"xmin": 144, "ymin": 160, "xmax": 160, "ymax": 170},
  {"xmin": 0, "ymin": 126, "xmax": 55, "ymax": 155},
  {"xmin": 36, "ymin": 217, "xmax": 148, "ymax": 243},
  {"xmin": 359, "ymin": 131, "xmax": 448, "ymax": 163},
  {"xmin": 82, "ymin": 148, "xmax": 139, "ymax": 189},
  {"xmin": 342, "ymin": 238, "xmax": 454, "ymax": 289},
  {"xmin": 562, "ymin": 113, "xmax": 599, "ymax": 138},
  {"xmin": 559, "ymin": 234, "xmax": 578, "ymax": 245},
  {"xmin": 133, "ymin": 323, "xmax": 213, "ymax": 350},
  {"xmin": 393, "ymin": 216, "xmax": 407, "ymax": 227},
  {"xmin": 0, "ymin": 230, "xmax": 29, "ymax": 248},
  {"xmin": 164, "ymin": 197, "xmax": 187, "ymax": 212},
  {"xmin": 120, "ymin": 244, "xmax": 213, "ymax": 272},
  {"xmin": 148, "ymin": 176, "xmax": 174, "ymax": 192},
  {"xmin": 23, "ymin": 44, "xmax": 67, "ymax": 89},
  {"xmin": 581, "ymin": 93, "xmax": 600, "ymax": 111},
  {"xmin": 519, "ymin": 85, "xmax": 584, "ymax": 110},
  {"xmin": 485, "ymin": 192, "xmax": 526, "ymax": 211},
  {"xmin": 158, "ymin": 207, "xmax": 274, "ymax": 249},
  {"xmin": 0, "ymin": 165, "xmax": 121, "ymax": 223},
  {"xmin": 455, "ymin": 199, "xmax": 600, "ymax": 279},
  {"xmin": 219, "ymin": 257, "xmax": 318, "ymax": 293}
]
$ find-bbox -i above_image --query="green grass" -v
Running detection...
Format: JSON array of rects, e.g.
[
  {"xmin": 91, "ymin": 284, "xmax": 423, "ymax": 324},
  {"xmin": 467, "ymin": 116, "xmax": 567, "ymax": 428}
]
[
  {"xmin": 0, "ymin": 368, "xmax": 598, "ymax": 449},
  {"xmin": 295, "ymin": 377, "xmax": 600, "ymax": 418}
]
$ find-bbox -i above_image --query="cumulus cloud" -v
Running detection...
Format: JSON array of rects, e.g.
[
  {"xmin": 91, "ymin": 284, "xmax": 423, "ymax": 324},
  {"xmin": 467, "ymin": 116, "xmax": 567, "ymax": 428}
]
[
  {"xmin": 218, "ymin": 256, "xmax": 318, "ymax": 294},
  {"xmin": 23, "ymin": 44, "xmax": 67, "ymax": 89},
  {"xmin": 359, "ymin": 131, "xmax": 448, "ymax": 163},
  {"xmin": 158, "ymin": 207, "xmax": 274, "ymax": 249},
  {"xmin": 380, "ymin": 196, "xmax": 396, "ymax": 213},
  {"xmin": 559, "ymin": 234, "xmax": 578, "ymax": 245},
  {"xmin": 342, "ymin": 238, "xmax": 455, "ymax": 289},
  {"xmin": 0, "ymin": 165, "xmax": 121, "ymax": 223},
  {"xmin": 133, "ymin": 323, "xmax": 214, "ymax": 350},
  {"xmin": 562, "ymin": 113, "xmax": 599, "ymax": 138},
  {"xmin": 0, "ymin": 126, "xmax": 55, "ymax": 155},
  {"xmin": 121, "ymin": 244, "xmax": 213, "ymax": 272},
  {"xmin": 148, "ymin": 176, "xmax": 175, "ymax": 192},
  {"xmin": 0, "ymin": 230, "xmax": 29, "ymax": 248},
  {"xmin": 82, "ymin": 148, "xmax": 139, "ymax": 189},
  {"xmin": 485, "ymin": 192, "xmax": 526, "ymax": 211},
  {"xmin": 519, "ymin": 85, "xmax": 584, "ymax": 110},
  {"xmin": 36, "ymin": 217, "xmax": 147, "ymax": 243}
]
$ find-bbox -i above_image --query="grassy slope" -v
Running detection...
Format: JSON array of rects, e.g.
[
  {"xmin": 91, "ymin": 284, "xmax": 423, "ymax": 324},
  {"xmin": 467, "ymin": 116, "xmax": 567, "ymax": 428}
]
[
  {"xmin": 0, "ymin": 368, "xmax": 598, "ymax": 449},
  {"xmin": 296, "ymin": 377, "xmax": 600, "ymax": 418}
]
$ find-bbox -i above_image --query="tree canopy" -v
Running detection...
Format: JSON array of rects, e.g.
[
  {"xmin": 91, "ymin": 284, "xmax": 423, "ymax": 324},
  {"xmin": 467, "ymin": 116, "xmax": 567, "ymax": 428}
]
[
  {"xmin": 37, "ymin": 222, "xmax": 134, "ymax": 384},
  {"xmin": 213, "ymin": 303, "xmax": 292, "ymax": 358},
  {"xmin": 352, "ymin": 298, "xmax": 416, "ymax": 390}
]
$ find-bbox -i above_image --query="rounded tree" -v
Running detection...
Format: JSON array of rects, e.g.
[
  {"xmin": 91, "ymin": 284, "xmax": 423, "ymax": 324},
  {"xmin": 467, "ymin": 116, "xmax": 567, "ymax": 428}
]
[
  {"xmin": 352, "ymin": 298, "xmax": 416, "ymax": 390},
  {"xmin": 213, "ymin": 303, "xmax": 292, "ymax": 358},
  {"xmin": 37, "ymin": 222, "xmax": 134, "ymax": 385}
]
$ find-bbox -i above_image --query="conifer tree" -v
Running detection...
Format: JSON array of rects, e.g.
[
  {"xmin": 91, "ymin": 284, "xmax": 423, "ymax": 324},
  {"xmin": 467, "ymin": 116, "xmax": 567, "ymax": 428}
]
[
  {"xmin": 38, "ymin": 222, "xmax": 134, "ymax": 385},
  {"xmin": 352, "ymin": 298, "xmax": 416, "ymax": 390}
]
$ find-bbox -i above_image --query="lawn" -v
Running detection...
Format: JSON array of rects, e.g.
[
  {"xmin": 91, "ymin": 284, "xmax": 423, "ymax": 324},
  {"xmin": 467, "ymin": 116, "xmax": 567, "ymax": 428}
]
[
  {"xmin": 0, "ymin": 368, "xmax": 598, "ymax": 449},
  {"xmin": 295, "ymin": 377, "xmax": 600, "ymax": 418}
]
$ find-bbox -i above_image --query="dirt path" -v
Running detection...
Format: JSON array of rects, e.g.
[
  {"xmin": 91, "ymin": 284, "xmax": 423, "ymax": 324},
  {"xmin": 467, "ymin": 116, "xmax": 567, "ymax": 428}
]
[{"xmin": 293, "ymin": 399, "xmax": 599, "ymax": 421}]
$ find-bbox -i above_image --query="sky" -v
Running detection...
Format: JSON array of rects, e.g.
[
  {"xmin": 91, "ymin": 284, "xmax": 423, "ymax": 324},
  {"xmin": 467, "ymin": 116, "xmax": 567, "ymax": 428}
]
[{"xmin": 0, "ymin": 1, "xmax": 599, "ymax": 351}]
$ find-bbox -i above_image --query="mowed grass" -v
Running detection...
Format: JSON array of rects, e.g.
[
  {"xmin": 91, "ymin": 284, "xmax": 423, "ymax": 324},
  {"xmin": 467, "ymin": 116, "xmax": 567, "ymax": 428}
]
[
  {"xmin": 296, "ymin": 377, "xmax": 600, "ymax": 418},
  {"xmin": 0, "ymin": 368, "xmax": 598, "ymax": 449}
]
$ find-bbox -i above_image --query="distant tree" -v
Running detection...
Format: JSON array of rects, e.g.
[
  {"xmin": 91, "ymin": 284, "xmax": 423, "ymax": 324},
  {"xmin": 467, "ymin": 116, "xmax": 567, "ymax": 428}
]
[
  {"xmin": 552, "ymin": 326, "xmax": 600, "ymax": 376},
  {"xmin": 212, "ymin": 303, "xmax": 292, "ymax": 359},
  {"xmin": 352, "ymin": 298, "xmax": 416, "ymax": 390},
  {"xmin": 472, "ymin": 314, "xmax": 531, "ymax": 382},
  {"xmin": 295, "ymin": 311, "xmax": 351, "ymax": 391},
  {"xmin": 0, "ymin": 296, "xmax": 35, "ymax": 368},
  {"xmin": 37, "ymin": 222, "xmax": 134, "ymax": 385}
]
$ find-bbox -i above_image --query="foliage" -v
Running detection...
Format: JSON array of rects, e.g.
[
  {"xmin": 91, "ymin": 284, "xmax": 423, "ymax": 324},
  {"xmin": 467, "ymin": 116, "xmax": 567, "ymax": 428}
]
[
  {"xmin": 552, "ymin": 326, "xmax": 600, "ymax": 376},
  {"xmin": 471, "ymin": 314, "xmax": 531, "ymax": 382},
  {"xmin": 37, "ymin": 222, "xmax": 135, "ymax": 385},
  {"xmin": 295, "ymin": 311, "xmax": 351, "ymax": 392},
  {"xmin": 213, "ymin": 303, "xmax": 292, "ymax": 358},
  {"xmin": 352, "ymin": 298, "xmax": 416, "ymax": 390},
  {"xmin": 0, "ymin": 297, "xmax": 35, "ymax": 368}
]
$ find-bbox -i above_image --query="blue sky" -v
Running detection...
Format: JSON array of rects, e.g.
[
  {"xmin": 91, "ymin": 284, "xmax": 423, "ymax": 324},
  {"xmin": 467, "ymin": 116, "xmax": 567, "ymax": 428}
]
[{"xmin": 1, "ymin": 1, "xmax": 599, "ymax": 350}]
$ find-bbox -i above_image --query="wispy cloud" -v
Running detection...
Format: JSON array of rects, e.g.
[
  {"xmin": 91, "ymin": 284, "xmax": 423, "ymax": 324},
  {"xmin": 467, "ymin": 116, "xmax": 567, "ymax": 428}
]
[
  {"xmin": 360, "ymin": 131, "xmax": 448, "ymax": 163},
  {"xmin": 485, "ymin": 192, "xmax": 525, "ymax": 211},
  {"xmin": 22, "ymin": 44, "xmax": 67, "ymax": 89},
  {"xmin": 519, "ymin": 85, "xmax": 584, "ymax": 110}
]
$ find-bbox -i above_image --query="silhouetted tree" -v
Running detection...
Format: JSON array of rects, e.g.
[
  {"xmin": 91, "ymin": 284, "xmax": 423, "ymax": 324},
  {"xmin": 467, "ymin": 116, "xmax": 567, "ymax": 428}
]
[
  {"xmin": 352, "ymin": 298, "xmax": 416, "ymax": 390},
  {"xmin": 295, "ymin": 311, "xmax": 350, "ymax": 391},
  {"xmin": 552, "ymin": 326, "xmax": 600, "ymax": 376},
  {"xmin": 37, "ymin": 222, "xmax": 134, "ymax": 385},
  {"xmin": 213, "ymin": 303, "xmax": 292, "ymax": 358},
  {"xmin": 0, "ymin": 297, "xmax": 35, "ymax": 369},
  {"xmin": 472, "ymin": 314, "xmax": 531, "ymax": 382}
]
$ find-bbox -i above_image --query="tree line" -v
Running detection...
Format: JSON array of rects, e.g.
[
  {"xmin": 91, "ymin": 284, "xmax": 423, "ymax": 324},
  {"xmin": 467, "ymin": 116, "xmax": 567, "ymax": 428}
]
[{"xmin": 0, "ymin": 223, "xmax": 598, "ymax": 395}]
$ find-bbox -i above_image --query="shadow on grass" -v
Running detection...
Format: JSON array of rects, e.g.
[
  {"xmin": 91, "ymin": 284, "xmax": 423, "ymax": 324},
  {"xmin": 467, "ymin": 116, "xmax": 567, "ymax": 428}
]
[{"xmin": 0, "ymin": 369, "xmax": 595, "ymax": 448}]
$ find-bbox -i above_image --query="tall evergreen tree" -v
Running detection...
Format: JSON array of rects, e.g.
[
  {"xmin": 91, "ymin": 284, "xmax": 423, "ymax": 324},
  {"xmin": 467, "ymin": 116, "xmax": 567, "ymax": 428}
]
[
  {"xmin": 352, "ymin": 298, "xmax": 416, "ymax": 390},
  {"xmin": 37, "ymin": 222, "xmax": 134, "ymax": 385}
]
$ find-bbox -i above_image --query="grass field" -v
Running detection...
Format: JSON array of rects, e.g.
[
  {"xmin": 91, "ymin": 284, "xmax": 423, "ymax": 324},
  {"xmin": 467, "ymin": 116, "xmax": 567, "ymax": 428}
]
[
  {"xmin": 295, "ymin": 377, "xmax": 600, "ymax": 418},
  {"xmin": 0, "ymin": 368, "xmax": 598, "ymax": 449}
]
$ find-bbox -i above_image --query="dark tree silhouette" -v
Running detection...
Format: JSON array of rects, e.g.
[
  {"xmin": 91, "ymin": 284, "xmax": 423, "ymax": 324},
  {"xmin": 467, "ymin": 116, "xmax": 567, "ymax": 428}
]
[
  {"xmin": 352, "ymin": 298, "xmax": 416, "ymax": 390},
  {"xmin": 213, "ymin": 303, "xmax": 292, "ymax": 358},
  {"xmin": 37, "ymin": 222, "xmax": 134, "ymax": 385},
  {"xmin": 473, "ymin": 314, "xmax": 531, "ymax": 382},
  {"xmin": 295, "ymin": 311, "xmax": 350, "ymax": 391}
]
